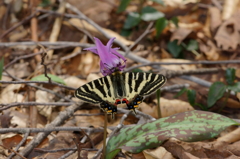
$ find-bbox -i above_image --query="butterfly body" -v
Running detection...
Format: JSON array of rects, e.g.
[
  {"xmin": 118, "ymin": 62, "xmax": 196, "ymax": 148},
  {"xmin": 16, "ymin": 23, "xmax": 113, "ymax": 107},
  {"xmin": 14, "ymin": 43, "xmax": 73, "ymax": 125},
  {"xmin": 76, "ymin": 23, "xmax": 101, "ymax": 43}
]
[{"xmin": 75, "ymin": 72, "xmax": 166, "ymax": 118}]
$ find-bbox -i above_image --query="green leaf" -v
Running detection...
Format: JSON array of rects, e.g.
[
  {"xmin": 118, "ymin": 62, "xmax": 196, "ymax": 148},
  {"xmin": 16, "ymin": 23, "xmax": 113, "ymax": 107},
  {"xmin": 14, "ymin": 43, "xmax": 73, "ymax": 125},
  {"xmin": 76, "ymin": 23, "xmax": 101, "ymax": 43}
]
[
  {"xmin": 132, "ymin": 68, "xmax": 144, "ymax": 73},
  {"xmin": 227, "ymin": 82, "xmax": 240, "ymax": 92},
  {"xmin": 39, "ymin": 0, "xmax": 51, "ymax": 7},
  {"xmin": 174, "ymin": 87, "xmax": 187, "ymax": 98},
  {"xmin": 141, "ymin": 6, "xmax": 164, "ymax": 21},
  {"xmin": 106, "ymin": 110, "xmax": 239, "ymax": 159},
  {"xmin": 123, "ymin": 12, "xmax": 141, "ymax": 29},
  {"xmin": 207, "ymin": 82, "xmax": 226, "ymax": 108},
  {"xmin": 120, "ymin": 28, "xmax": 132, "ymax": 37},
  {"xmin": 31, "ymin": 74, "xmax": 66, "ymax": 85},
  {"xmin": 167, "ymin": 40, "xmax": 183, "ymax": 58},
  {"xmin": 186, "ymin": 39, "xmax": 198, "ymax": 51},
  {"xmin": 187, "ymin": 89, "xmax": 196, "ymax": 106},
  {"xmin": 0, "ymin": 57, "xmax": 4, "ymax": 80},
  {"xmin": 170, "ymin": 17, "xmax": 178, "ymax": 27},
  {"xmin": 149, "ymin": 0, "xmax": 164, "ymax": 5},
  {"xmin": 117, "ymin": 0, "xmax": 131, "ymax": 13},
  {"xmin": 155, "ymin": 17, "xmax": 168, "ymax": 37},
  {"xmin": 226, "ymin": 68, "xmax": 236, "ymax": 85}
]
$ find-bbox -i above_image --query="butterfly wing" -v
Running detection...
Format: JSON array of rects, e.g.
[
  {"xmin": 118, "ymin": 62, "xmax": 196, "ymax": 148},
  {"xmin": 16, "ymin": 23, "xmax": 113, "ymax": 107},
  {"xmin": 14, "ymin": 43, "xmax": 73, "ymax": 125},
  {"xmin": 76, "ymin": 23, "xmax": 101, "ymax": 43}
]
[
  {"xmin": 75, "ymin": 75, "xmax": 117, "ymax": 116},
  {"xmin": 122, "ymin": 72, "xmax": 166, "ymax": 113}
]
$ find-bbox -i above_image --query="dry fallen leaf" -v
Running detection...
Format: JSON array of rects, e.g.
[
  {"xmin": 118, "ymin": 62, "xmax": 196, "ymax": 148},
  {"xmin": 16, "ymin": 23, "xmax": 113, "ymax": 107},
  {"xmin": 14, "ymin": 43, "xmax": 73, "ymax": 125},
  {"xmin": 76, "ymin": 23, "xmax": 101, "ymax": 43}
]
[
  {"xmin": 36, "ymin": 90, "xmax": 55, "ymax": 120},
  {"xmin": 64, "ymin": 76, "xmax": 86, "ymax": 88},
  {"xmin": 143, "ymin": 147, "xmax": 175, "ymax": 159},
  {"xmin": 214, "ymin": 11, "xmax": 240, "ymax": 51},
  {"xmin": 170, "ymin": 28, "xmax": 192, "ymax": 44},
  {"xmin": 208, "ymin": 7, "xmax": 222, "ymax": 33},
  {"xmin": 199, "ymin": 40, "xmax": 219, "ymax": 60},
  {"xmin": 140, "ymin": 98, "xmax": 194, "ymax": 118},
  {"xmin": 0, "ymin": 84, "xmax": 24, "ymax": 104},
  {"xmin": 159, "ymin": 59, "xmax": 197, "ymax": 71}
]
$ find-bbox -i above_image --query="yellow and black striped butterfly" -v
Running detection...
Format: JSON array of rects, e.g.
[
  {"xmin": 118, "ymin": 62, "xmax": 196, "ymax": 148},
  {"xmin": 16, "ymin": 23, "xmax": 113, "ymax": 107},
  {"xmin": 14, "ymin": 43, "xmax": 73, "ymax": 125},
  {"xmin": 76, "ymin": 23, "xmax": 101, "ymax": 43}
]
[{"xmin": 75, "ymin": 72, "xmax": 166, "ymax": 118}]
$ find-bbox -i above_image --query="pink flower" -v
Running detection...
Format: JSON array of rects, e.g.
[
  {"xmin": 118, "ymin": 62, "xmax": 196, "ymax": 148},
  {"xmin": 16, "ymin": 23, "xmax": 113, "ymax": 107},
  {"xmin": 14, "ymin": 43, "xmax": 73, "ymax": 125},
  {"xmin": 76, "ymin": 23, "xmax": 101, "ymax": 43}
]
[{"xmin": 84, "ymin": 37, "xmax": 126, "ymax": 76}]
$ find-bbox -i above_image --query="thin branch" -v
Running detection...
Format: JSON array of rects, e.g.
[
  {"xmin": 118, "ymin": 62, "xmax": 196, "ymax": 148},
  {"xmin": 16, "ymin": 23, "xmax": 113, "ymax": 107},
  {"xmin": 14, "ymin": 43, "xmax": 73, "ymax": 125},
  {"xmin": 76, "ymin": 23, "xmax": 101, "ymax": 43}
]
[
  {"xmin": 125, "ymin": 60, "xmax": 240, "ymax": 71},
  {"xmin": 0, "ymin": 126, "xmax": 104, "ymax": 134},
  {"xmin": 34, "ymin": 147, "xmax": 98, "ymax": 153},
  {"xmin": 0, "ymin": 80, "xmax": 75, "ymax": 90},
  {"xmin": 161, "ymin": 84, "xmax": 190, "ymax": 92},
  {"xmin": 0, "ymin": 11, "xmax": 38, "ymax": 39},
  {"xmin": 4, "ymin": 50, "xmax": 44, "ymax": 69},
  {"xmin": 0, "ymin": 102, "xmax": 72, "ymax": 111},
  {"xmin": 18, "ymin": 103, "xmax": 82, "ymax": 157},
  {"xmin": 41, "ymin": 52, "xmax": 52, "ymax": 83},
  {"xmin": 163, "ymin": 68, "xmax": 221, "ymax": 78},
  {"xmin": 4, "ymin": 70, "xmax": 74, "ymax": 103},
  {"xmin": 0, "ymin": 145, "xmax": 27, "ymax": 159},
  {"xmin": 126, "ymin": 22, "xmax": 154, "ymax": 54},
  {"xmin": 58, "ymin": 150, "xmax": 76, "ymax": 159},
  {"xmin": 8, "ymin": 130, "xmax": 30, "ymax": 159}
]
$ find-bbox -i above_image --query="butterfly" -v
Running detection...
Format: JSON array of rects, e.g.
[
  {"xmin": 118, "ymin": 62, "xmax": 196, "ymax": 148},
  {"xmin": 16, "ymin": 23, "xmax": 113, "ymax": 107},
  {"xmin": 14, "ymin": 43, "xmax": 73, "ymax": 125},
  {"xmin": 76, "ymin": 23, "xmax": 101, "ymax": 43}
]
[{"xmin": 75, "ymin": 72, "xmax": 166, "ymax": 118}]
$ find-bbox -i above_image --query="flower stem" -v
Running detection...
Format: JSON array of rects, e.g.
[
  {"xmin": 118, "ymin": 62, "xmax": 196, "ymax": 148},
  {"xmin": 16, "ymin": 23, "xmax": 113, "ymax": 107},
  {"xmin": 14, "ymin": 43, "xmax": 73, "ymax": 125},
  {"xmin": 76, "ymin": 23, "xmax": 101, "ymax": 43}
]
[
  {"xmin": 156, "ymin": 89, "xmax": 162, "ymax": 118},
  {"xmin": 102, "ymin": 112, "xmax": 108, "ymax": 158}
]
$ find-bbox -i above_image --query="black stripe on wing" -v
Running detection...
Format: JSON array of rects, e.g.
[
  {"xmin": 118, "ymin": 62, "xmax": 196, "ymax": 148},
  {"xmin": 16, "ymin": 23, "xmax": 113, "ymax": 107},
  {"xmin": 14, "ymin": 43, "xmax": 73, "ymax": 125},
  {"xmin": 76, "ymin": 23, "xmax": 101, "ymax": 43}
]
[
  {"xmin": 139, "ymin": 73, "xmax": 166, "ymax": 96},
  {"xmin": 75, "ymin": 77, "xmax": 110, "ymax": 104}
]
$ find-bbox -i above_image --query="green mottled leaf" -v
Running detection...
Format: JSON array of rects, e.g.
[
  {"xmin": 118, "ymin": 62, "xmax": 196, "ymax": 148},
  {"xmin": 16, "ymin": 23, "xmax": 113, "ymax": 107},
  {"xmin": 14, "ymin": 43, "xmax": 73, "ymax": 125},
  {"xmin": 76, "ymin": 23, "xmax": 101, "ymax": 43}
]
[
  {"xmin": 31, "ymin": 74, "xmax": 66, "ymax": 85},
  {"xmin": 170, "ymin": 17, "xmax": 178, "ymax": 27},
  {"xmin": 227, "ymin": 82, "xmax": 240, "ymax": 92},
  {"xmin": 186, "ymin": 39, "xmax": 198, "ymax": 51},
  {"xmin": 123, "ymin": 12, "xmax": 141, "ymax": 29},
  {"xmin": 141, "ymin": 6, "xmax": 164, "ymax": 21},
  {"xmin": 117, "ymin": 0, "xmax": 131, "ymax": 13},
  {"xmin": 149, "ymin": 0, "xmax": 164, "ymax": 5},
  {"xmin": 155, "ymin": 17, "xmax": 168, "ymax": 37},
  {"xmin": 226, "ymin": 68, "xmax": 236, "ymax": 85},
  {"xmin": 0, "ymin": 57, "xmax": 4, "ymax": 80},
  {"xmin": 207, "ymin": 82, "xmax": 226, "ymax": 108},
  {"xmin": 106, "ymin": 110, "xmax": 239, "ymax": 159},
  {"xmin": 187, "ymin": 89, "xmax": 196, "ymax": 106},
  {"xmin": 167, "ymin": 40, "xmax": 183, "ymax": 58}
]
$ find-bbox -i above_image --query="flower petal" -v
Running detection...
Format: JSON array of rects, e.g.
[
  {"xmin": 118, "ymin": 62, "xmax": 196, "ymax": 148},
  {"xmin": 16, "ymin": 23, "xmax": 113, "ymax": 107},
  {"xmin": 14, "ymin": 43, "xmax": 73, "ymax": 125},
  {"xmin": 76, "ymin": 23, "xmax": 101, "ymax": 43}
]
[{"xmin": 83, "ymin": 46, "xmax": 98, "ymax": 54}]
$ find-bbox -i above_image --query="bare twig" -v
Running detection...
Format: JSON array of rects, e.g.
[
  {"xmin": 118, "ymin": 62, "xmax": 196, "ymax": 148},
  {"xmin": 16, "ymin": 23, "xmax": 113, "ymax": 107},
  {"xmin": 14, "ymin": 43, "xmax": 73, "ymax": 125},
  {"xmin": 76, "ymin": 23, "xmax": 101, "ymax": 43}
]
[
  {"xmin": 0, "ymin": 102, "xmax": 72, "ymax": 111},
  {"xmin": 161, "ymin": 84, "xmax": 190, "ymax": 92},
  {"xmin": 34, "ymin": 147, "xmax": 98, "ymax": 153},
  {"xmin": 0, "ymin": 11, "xmax": 38, "ymax": 39},
  {"xmin": 41, "ymin": 52, "xmax": 52, "ymax": 83},
  {"xmin": 3, "ymin": 50, "xmax": 44, "ymax": 69},
  {"xmin": 0, "ymin": 80, "xmax": 75, "ymax": 90},
  {"xmin": 0, "ymin": 145, "xmax": 27, "ymax": 159},
  {"xmin": 4, "ymin": 70, "xmax": 74, "ymax": 103},
  {"xmin": 7, "ymin": 130, "xmax": 30, "ymax": 159},
  {"xmin": 126, "ymin": 22, "xmax": 154, "ymax": 55},
  {"xmin": 0, "ymin": 126, "xmax": 104, "ymax": 134},
  {"xmin": 58, "ymin": 150, "xmax": 76, "ymax": 159},
  {"xmin": 125, "ymin": 61, "xmax": 240, "ymax": 72},
  {"xmin": 17, "ymin": 103, "xmax": 83, "ymax": 158}
]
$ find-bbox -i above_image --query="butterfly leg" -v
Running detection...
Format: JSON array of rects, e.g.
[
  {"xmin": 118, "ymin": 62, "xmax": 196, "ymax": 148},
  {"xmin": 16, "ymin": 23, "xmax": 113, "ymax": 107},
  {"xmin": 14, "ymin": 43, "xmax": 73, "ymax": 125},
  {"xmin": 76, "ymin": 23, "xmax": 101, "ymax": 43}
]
[
  {"xmin": 100, "ymin": 101, "xmax": 117, "ymax": 119},
  {"xmin": 126, "ymin": 95, "xmax": 143, "ymax": 114}
]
